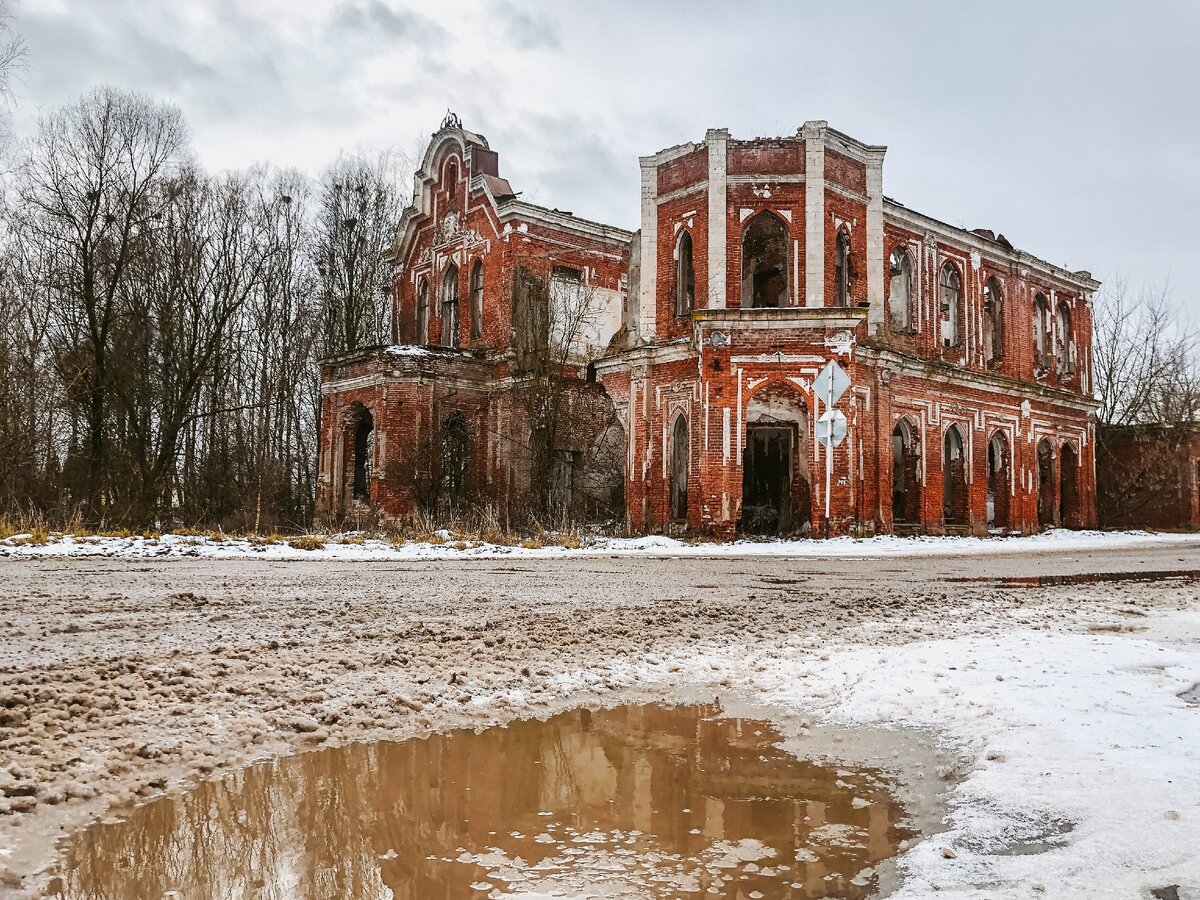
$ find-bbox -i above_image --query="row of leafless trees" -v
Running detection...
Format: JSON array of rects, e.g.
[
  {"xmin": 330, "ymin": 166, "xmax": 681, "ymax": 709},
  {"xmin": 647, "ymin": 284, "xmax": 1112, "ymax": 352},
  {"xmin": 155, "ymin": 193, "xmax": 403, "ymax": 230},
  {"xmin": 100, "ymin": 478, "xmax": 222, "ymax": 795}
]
[
  {"xmin": 1093, "ymin": 277, "xmax": 1199, "ymax": 525},
  {"xmin": 0, "ymin": 87, "xmax": 406, "ymax": 528}
]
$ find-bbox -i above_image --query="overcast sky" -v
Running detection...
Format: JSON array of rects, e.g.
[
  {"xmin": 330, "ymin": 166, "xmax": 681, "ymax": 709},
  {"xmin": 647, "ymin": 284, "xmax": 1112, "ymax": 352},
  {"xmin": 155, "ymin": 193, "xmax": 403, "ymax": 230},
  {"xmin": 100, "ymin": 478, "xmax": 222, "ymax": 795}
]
[{"xmin": 9, "ymin": 1, "xmax": 1198, "ymax": 311}]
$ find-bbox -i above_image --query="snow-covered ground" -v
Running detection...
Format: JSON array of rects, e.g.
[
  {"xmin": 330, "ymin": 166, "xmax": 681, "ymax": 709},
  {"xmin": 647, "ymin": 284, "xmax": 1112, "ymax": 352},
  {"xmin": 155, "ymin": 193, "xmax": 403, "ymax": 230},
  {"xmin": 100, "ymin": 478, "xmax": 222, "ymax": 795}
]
[
  {"xmin": 2, "ymin": 526, "xmax": 1199, "ymax": 561},
  {"xmin": 0, "ymin": 546, "xmax": 1197, "ymax": 898}
]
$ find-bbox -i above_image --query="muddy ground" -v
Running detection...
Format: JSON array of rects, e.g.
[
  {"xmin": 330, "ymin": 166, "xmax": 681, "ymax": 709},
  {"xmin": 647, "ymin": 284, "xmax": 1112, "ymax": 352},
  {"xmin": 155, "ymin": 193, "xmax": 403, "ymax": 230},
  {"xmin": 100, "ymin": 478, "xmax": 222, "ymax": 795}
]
[{"xmin": 0, "ymin": 543, "xmax": 1197, "ymax": 896}]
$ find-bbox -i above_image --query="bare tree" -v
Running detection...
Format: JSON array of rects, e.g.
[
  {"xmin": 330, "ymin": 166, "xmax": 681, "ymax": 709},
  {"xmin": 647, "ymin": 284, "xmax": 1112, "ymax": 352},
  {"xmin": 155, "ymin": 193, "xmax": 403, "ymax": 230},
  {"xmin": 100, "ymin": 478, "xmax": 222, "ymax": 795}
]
[
  {"xmin": 10, "ymin": 87, "xmax": 188, "ymax": 519},
  {"xmin": 1093, "ymin": 278, "xmax": 1199, "ymax": 525},
  {"xmin": 313, "ymin": 151, "xmax": 406, "ymax": 354}
]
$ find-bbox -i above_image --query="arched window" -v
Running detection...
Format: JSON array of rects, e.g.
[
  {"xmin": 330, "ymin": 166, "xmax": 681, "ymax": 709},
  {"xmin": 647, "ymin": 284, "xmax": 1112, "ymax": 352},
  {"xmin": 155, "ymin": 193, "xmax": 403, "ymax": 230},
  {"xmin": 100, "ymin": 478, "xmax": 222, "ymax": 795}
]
[
  {"xmin": 416, "ymin": 277, "xmax": 429, "ymax": 345},
  {"xmin": 740, "ymin": 212, "xmax": 789, "ymax": 308},
  {"xmin": 446, "ymin": 160, "xmax": 458, "ymax": 206},
  {"xmin": 1056, "ymin": 302, "xmax": 1073, "ymax": 377},
  {"xmin": 469, "ymin": 260, "xmax": 484, "ymax": 342},
  {"xmin": 834, "ymin": 229, "xmax": 851, "ymax": 308},
  {"xmin": 440, "ymin": 264, "xmax": 459, "ymax": 347},
  {"xmin": 938, "ymin": 263, "xmax": 961, "ymax": 348},
  {"xmin": 987, "ymin": 431, "xmax": 1009, "ymax": 529},
  {"xmin": 943, "ymin": 424, "xmax": 966, "ymax": 525},
  {"xmin": 670, "ymin": 414, "xmax": 689, "ymax": 521},
  {"xmin": 888, "ymin": 246, "xmax": 912, "ymax": 331},
  {"xmin": 441, "ymin": 412, "xmax": 468, "ymax": 508},
  {"xmin": 1034, "ymin": 294, "xmax": 1053, "ymax": 370},
  {"xmin": 983, "ymin": 277, "xmax": 1003, "ymax": 365},
  {"xmin": 675, "ymin": 230, "xmax": 695, "ymax": 317},
  {"xmin": 1037, "ymin": 438, "xmax": 1056, "ymax": 527},
  {"xmin": 352, "ymin": 410, "xmax": 374, "ymax": 501},
  {"xmin": 892, "ymin": 417, "xmax": 920, "ymax": 525},
  {"xmin": 1060, "ymin": 441, "xmax": 1079, "ymax": 526}
]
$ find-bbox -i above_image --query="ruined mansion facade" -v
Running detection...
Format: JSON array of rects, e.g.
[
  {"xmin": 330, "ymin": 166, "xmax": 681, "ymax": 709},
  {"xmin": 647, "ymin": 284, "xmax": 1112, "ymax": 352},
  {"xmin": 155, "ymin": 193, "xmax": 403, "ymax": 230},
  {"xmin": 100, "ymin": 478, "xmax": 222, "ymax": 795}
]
[{"xmin": 317, "ymin": 118, "xmax": 1100, "ymax": 537}]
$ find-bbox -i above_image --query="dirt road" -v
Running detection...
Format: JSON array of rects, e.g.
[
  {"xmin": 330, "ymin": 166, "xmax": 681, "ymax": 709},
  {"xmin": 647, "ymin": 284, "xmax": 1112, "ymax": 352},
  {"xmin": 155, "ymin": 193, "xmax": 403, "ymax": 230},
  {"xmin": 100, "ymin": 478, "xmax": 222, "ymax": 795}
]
[{"xmin": 0, "ymin": 542, "xmax": 1197, "ymax": 896}]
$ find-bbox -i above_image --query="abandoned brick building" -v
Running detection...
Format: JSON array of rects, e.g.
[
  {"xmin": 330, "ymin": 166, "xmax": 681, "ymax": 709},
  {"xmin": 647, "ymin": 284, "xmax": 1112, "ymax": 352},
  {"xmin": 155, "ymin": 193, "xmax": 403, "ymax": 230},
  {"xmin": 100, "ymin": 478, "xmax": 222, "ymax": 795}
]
[{"xmin": 317, "ymin": 117, "xmax": 1101, "ymax": 536}]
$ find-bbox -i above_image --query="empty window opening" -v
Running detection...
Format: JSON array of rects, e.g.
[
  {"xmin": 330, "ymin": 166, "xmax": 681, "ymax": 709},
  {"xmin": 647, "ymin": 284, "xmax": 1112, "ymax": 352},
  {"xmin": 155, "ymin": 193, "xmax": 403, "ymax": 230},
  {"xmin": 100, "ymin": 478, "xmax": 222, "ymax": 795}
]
[
  {"xmin": 739, "ymin": 384, "xmax": 811, "ymax": 536},
  {"xmin": 441, "ymin": 412, "xmax": 469, "ymax": 509},
  {"xmin": 470, "ymin": 260, "xmax": 484, "ymax": 342},
  {"xmin": 446, "ymin": 161, "xmax": 459, "ymax": 207},
  {"xmin": 888, "ymin": 246, "xmax": 913, "ymax": 331},
  {"xmin": 440, "ymin": 264, "xmax": 460, "ymax": 347},
  {"xmin": 549, "ymin": 265, "xmax": 585, "ymax": 355},
  {"xmin": 939, "ymin": 264, "xmax": 961, "ymax": 348},
  {"xmin": 741, "ymin": 212, "xmax": 789, "ymax": 308},
  {"xmin": 669, "ymin": 414, "xmax": 689, "ymax": 522},
  {"xmin": 1056, "ymin": 303, "xmax": 1073, "ymax": 378},
  {"xmin": 675, "ymin": 230, "xmax": 695, "ymax": 317},
  {"xmin": 987, "ymin": 431, "xmax": 1010, "ymax": 530},
  {"xmin": 835, "ymin": 229, "xmax": 851, "ymax": 308},
  {"xmin": 416, "ymin": 277, "xmax": 429, "ymax": 345},
  {"xmin": 1037, "ymin": 439, "xmax": 1056, "ymax": 527},
  {"xmin": 1059, "ymin": 442, "xmax": 1079, "ymax": 527},
  {"xmin": 1034, "ymin": 294, "xmax": 1053, "ymax": 371},
  {"xmin": 983, "ymin": 278, "xmax": 1003, "ymax": 365},
  {"xmin": 352, "ymin": 411, "xmax": 374, "ymax": 502},
  {"xmin": 512, "ymin": 266, "xmax": 548, "ymax": 371},
  {"xmin": 892, "ymin": 418, "xmax": 921, "ymax": 526},
  {"xmin": 943, "ymin": 425, "xmax": 967, "ymax": 525}
]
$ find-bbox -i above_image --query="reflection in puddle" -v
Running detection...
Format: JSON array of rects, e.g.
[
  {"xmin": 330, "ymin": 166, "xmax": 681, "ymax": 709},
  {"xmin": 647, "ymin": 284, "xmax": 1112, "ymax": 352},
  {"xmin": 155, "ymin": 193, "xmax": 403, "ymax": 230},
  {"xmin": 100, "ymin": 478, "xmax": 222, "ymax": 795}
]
[
  {"xmin": 58, "ymin": 704, "xmax": 916, "ymax": 899},
  {"xmin": 950, "ymin": 569, "xmax": 1200, "ymax": 588}
]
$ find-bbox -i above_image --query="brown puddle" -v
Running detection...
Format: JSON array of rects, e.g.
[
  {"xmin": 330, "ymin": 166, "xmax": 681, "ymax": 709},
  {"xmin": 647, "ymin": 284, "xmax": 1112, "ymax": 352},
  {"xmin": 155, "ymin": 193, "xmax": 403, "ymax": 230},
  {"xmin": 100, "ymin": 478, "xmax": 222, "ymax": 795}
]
[
  {"xmin": 950, "ymin": 569, "xmax": 1200, "ymax": 588},
  {"xmin": 55, "ymin": 703, "xmax": 916, "ymax": 899}
]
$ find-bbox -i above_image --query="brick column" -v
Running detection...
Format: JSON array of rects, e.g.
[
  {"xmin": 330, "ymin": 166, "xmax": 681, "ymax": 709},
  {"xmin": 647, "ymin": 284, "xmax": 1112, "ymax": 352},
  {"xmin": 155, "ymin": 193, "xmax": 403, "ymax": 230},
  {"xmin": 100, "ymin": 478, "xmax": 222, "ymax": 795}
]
[
  {"xmin": 803, "ymin": 121, "xmax": 826, "ymax": 308},
  {"xmin": 705, "ymin": 128, "xmax": 729, "ymax": 310}
]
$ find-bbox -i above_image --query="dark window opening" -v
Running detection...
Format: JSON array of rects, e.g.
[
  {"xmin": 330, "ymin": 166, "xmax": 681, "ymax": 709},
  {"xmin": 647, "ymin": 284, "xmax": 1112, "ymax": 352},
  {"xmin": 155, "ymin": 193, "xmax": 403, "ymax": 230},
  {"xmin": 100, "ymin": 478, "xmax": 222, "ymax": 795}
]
[
  {"xmin": 446, "ymin": 161, "xmax": 458, "ymax": 207},
  {"xmin": 1034, "ymin": 294, "xmax": 1052, "ymax": 371},
  {"xmin": 741, "ymin": 426, "xmax": 793, "ymax": 534},
  {"xmin": 670, "ymin": 415, "xmax": 689, "ymax": 522},
  {"xmin": 834, "ymin": 229, "xmax": 851, "ymax": 308},
  {"xmin": 1060, "ymin": 442, "xmax": 1079, "ymax": 527},
  {"xmin": 889, "ymin": 246, "xmax": 912, "ymax": 331},
  {"xmin": 987, "ymin": 431, "xmax": 1009, "ymax": 530},
  {"xmin": 939, "ymin": 264, "xmax": 961, "ymax": 348},
  {"xmin": 1037, "ymin": 439, "xmax": 1056, "ymax": 527},
  {"xmin": 1056, "ymin": 303, "xmax": 1073, "ymax": 378},
  {"xmin": 983, "ymin": 277, "xmax": 1003, "ymax": 365},
  {"xmin": 470, "ymin": 260, "xmax": 484, "ymax": 342},
  {"xmin": 943, "ymin": 425, "xmax": 966, "ymax": 525},
  {"xmin": 675, "ymin": 230, "xmax": 695, "ymax": 317},
  {"xmin": 892, "ymin": 419, "xmax": 920, "ymax": 525},
  {"xmin": 352, "ymin": 413, "xmax": 374, "ymax": 501},
  {"xmin": 741, "ymin": 212, "xmax": 789, "ymax": 308},
  {"xmin": 416, "ymin": 277, "xmax": 429, "ymax": 345},
  {"xmin": 440, "ymin": 264, "xmax": 460, "ymax": 348},
  {"xmin": 441, "ymin": 412, "xmax": 469, "ymax": 508}
]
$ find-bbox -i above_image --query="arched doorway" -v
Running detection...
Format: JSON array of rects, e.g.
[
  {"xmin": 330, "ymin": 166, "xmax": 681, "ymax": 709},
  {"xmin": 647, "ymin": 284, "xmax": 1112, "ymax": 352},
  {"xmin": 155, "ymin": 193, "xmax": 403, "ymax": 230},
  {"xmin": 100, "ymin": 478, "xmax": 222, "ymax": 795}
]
[
  {"xmin": 987, "ymin": 431, "xmax": 1010, "ymax": 530},
  {"xmin": 669, "ymin": 414, "xmax": 689, "ymax": 522},
  {"xmin": 1060, "ymin": 442, "xmax": 1079, "ymax": 527},
  {"xmin": 943, "ymin": 425, "xmax": 967, "ymax": 526},
  {"xmin": 739, "ymin": 383, "xmax": 811, "ymax": 535},
  {"xmin": 1037, "ymin": 439, "xmax": 1056, "ymax": 528},
  {"xmin": 892, "ymin": 418, "xmax": 921, "ymax": 526}
]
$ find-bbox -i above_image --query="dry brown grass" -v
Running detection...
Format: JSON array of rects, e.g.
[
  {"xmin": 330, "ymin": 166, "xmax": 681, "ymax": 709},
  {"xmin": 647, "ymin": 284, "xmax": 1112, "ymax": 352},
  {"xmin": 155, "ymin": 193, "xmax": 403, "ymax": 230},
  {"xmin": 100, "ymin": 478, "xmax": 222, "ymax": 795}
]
[{"xmin": 287, "ymin": 534, "xmax": 325, "ymax": 551}]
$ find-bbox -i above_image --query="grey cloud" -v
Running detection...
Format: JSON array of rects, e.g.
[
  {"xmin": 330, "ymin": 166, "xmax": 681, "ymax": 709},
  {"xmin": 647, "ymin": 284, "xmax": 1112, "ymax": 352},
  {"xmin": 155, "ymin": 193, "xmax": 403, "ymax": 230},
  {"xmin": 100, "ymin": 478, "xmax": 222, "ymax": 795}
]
[
  {"xmin": 494, "ymin": 1, "xmax": 560, "ymax": 51},
  {"xmin": 329, "ymin": 1, "xmax": 448, "ymax": 48}
]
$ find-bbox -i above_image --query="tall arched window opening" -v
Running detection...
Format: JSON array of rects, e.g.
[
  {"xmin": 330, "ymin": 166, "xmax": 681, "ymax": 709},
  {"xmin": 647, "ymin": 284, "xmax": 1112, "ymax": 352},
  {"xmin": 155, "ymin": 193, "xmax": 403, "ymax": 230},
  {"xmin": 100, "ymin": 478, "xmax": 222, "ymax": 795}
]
[
  {"xmin": 415, "ymin": 278, "xmax": 430, "ymax": 345},
  {"xmin": 1060, "ymin": 442, "xmax": 1079, "ymax": 527},
  {"xmin": 446, "ymin": 161, "xmax": 458, "ymax": 207},
  {"xmin": 1034, "ymin": 294, "xmax": 1052, "ymax": 371},
  {"xmin": 469, "ymin": 260, "xmax": 484, "ymax": 342},
  {"xmin": 675, "ymin": 230, "xmax": 695, "ymax": 317},
  {"xmin": 441, "ymin": 412, "xmax": 469, "ymax": 509},
  {"xmin": 1037, "ymin": 439, "xmax": 1056, "ymax": 527},
  {"xmin": 983, "ymin": 277, "xmax": 1003, "ymax": 365},
  {"xmin": 892, "ymin": 418, "xmax": 920, "ymax": 525},
  {"xmin": 834, "ymin": 229, "xmax": 851, "ymax": 307},
  {"xmin": 938, "ymin": 263, "xmax": 961, "ymax": 348},
  {"xmin": 943, "ymin": 425, "xmax": 966, "ymax": 525},
  {"xmin": 888, "ymin": 246, "xmax": 912, "ymax": 331},
  {"xmin": 740, "ymin": 212, "xmax": 789, "ymax": 308},
  {"xmin": 440, "ymin": 264, "xmax": 460, "ymax": 347},
  {"xmin": 352, "ymin": 411, "xmax": 374, "ymax": 502},
  {"xmin": 987, "ymin": 431, "xmax": 1009, "ymax": 530},
  {"xmin": 1055, "ymin": 302, "xmax": 1073, "ymax": 378},
  {"xmin": 670, "ymin": 414, "xmax": 689, "ymax": 522}
]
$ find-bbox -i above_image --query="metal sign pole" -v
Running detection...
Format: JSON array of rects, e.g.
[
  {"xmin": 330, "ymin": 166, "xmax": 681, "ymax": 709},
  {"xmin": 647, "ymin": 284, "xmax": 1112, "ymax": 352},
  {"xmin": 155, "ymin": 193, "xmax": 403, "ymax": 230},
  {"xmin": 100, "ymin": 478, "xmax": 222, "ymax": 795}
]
[{"xmin": 824, "ymin": 380, "xmax": 833, "ymax": 539}]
